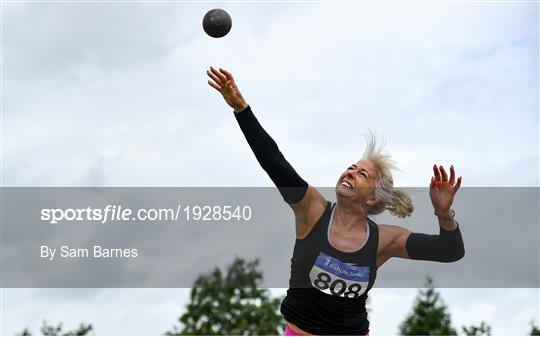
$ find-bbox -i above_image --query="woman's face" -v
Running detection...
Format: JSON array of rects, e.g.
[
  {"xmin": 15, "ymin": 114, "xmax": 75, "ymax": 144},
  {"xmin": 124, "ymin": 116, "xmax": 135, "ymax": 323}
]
[{"xmin": 335, "ymin": 159, "xmax": 380, "ymax": 205}]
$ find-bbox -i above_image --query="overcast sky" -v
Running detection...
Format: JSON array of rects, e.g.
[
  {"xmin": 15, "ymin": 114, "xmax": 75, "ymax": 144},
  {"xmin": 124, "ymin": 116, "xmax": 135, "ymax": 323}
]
[{"xmin": 2, "ymin": 1, "xmax": 538, "ymax": 335}]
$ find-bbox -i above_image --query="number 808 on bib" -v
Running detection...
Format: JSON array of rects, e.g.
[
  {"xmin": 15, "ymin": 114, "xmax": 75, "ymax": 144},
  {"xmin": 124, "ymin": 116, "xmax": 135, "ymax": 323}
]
[{"xmin": 309, "ymin": 252, "xmax": 370, "ymax": 299}]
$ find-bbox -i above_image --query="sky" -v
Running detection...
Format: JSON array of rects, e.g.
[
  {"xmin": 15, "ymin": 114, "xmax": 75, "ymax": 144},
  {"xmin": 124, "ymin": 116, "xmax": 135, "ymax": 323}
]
[{"xmin": 1, "ymin": 1, "xmax": 539, "ymax": 335}]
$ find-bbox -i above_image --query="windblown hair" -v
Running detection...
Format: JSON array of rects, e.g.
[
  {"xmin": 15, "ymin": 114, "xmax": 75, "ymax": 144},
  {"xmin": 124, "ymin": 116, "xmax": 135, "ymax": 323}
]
[{"xmin": 362, "ymin": 131, "xmax": 414, "ymax": 218}]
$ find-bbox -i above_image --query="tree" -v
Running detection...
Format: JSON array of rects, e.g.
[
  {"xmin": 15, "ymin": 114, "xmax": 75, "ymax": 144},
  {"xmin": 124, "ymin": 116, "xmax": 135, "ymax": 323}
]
[
  {"xmin": 462, "ymin": 322, "xmax": 491, "ymax": 336},
  {"xmin": 530, "ymin": 320, "xmax": 540, "ymax": 336},
  {"xmin": 166, "ymin": 257, "xmax": 284, "ymax": 335},
  {"xmin": 398, "ymin": 276, "xmax": 457, "ymax": 335},
  {"xmin": 17, "ymin": 328, "xmax": 32, "ymax": 336},
  {"xmin": 17, "ymin": 321, "xmax": 93, "ymax": 336}
]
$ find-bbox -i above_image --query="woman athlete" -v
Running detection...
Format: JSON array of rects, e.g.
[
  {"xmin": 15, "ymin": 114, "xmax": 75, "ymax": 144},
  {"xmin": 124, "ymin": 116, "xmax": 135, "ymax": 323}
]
[{"xmin": 207, "ymin": 67, "xmax": 465, "ymax": 336}]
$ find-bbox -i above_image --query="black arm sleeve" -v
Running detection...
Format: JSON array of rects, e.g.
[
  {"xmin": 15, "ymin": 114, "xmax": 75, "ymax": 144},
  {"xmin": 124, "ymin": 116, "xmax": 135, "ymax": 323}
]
[
  {"xmin": 234, "ymin": 105, "xmax": 308, "ymax": 204},
  {"xmin": 405, "ymin": 224, "xmax": 465, "ymax": 262}
]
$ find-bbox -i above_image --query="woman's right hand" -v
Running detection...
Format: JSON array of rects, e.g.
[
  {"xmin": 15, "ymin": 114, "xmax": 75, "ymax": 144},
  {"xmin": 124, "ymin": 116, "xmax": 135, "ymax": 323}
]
[{"xmin": 207, "ymin": 67, "xmax": 248, "ymax": 112}]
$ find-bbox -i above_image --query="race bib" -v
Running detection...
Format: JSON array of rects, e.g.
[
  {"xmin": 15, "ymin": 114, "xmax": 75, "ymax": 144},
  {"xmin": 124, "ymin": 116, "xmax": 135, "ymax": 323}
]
[{"xmin": 309, "ymin": 252, "xmax": 370, "ymax": 299}]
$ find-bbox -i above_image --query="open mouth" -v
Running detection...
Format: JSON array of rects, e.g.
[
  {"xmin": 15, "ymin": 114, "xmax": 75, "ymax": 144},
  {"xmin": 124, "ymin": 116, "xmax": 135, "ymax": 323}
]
[{"xmin": 340, "ymin": 180, "xmax": 353, "ymax": 190}]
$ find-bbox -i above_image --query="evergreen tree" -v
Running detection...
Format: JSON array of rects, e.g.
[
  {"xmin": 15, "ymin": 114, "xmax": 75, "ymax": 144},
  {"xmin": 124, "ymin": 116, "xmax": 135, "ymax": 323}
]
[
  {"xmin": 399, "ymin": 276, "xmax": 457, "ymax": 335},
  {"xmin": 17, "ymin": 321, "xmax": 93, "ymax": 336},
  {"xmin": 166, "ymin": 257, "xmax": 284, "ymax": 335},
  {"xmin": 530, "ymin": 320, "xmax": 540, "ymax": 336},
  {"xmin": 17, "ymin": 328, "xmax": 31, "ymax": 336},
  {"xmin": 462, "ymin": 322, "xmax": 491, "ymax": 335}
]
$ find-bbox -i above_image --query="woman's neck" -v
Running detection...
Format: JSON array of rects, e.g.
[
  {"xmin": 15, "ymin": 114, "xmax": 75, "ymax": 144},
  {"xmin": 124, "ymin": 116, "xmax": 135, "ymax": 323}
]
[{"xmin": 333, "ymin": 202, "xmax": 368, "ymax": 231}]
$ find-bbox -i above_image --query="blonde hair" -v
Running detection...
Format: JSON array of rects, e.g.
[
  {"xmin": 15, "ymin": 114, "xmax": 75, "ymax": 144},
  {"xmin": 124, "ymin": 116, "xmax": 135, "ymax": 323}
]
[{"xmin": 362, "ymin": 130, "xmax": 414, "ymax": 218}]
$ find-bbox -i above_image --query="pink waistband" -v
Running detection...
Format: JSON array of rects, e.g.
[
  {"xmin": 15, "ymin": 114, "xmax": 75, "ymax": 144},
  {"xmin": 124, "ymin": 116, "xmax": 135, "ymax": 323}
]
[{"xmin": 284, "ymin": 323, "xmax": 302, "ymax": 336}]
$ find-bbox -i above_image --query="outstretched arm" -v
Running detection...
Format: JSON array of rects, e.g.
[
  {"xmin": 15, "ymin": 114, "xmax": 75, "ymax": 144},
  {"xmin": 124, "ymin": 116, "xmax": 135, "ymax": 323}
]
[
  {"xmin": 206, "ymin": 66, "xmax": 308, "ymax": 204},
  {"xmin": 381, "ymin": 165, "xmax": 464, "ymax": 264},
  {"xmin": 234, "ymin": 105, "xmax": 308, "ymax": 203}
]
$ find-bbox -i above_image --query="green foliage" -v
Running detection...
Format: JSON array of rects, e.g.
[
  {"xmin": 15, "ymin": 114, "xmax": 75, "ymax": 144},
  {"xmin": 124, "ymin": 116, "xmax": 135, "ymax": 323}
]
[
  {"xmin": 166, "ymin": 257, "xmax": 284, "ymax": 335},
  {"xmin": 462, "ymin": 322, "xmax": 491, "ymax": 336},
  {"xmin": 398, "ymin": 276, "xmax": 457, "ymax": 335},
  {"xmin": 16, "ymin": 321, "xmax": 93, "ymax": 336}
]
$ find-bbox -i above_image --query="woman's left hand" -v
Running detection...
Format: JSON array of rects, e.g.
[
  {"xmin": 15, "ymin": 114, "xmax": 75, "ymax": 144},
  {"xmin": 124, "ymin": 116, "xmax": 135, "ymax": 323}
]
[{"xmin": 429, "ymin": 165, "xmax": 462, "ymax": 214}]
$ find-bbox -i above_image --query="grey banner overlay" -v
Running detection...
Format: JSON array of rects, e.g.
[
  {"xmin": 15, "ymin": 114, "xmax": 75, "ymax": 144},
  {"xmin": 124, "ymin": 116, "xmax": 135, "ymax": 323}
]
[{"xmin": 1, "ymin": 187, "xmax": 538, "ymax": 288}]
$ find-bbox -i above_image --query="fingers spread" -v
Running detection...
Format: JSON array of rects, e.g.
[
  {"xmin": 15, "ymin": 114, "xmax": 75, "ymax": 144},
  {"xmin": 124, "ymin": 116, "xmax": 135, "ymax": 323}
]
[
  {"xmin": 449, "ymin": 165, "xmax": 455, "ymax": 185},
  {"xmin": 453, "ymin": 176, "xmax": 462, "ymax": 194},
  {"xmin": 440, "ymin": 165, "xmax": 448, "ymax": 182},
  {"xmin": 433, "ymin": 164, "xmax": 441, "ymax": 181}
]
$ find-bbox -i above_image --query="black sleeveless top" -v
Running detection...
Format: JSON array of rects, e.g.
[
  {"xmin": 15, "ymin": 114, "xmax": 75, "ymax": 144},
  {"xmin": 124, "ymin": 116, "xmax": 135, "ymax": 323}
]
[{"xmin": 280, "ymin": 201, "xmax": 379, "ymax": 335}]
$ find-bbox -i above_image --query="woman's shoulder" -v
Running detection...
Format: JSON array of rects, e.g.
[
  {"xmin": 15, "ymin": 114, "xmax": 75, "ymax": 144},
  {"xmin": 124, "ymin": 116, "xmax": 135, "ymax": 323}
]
[
  {"xmin": 377, "ymin": 223, "xmax": 409, "ymax": 232},
  {"xmin": 295, "ymin": 199, "xmax": 331, "ymax": 240},
  {"xmin": 376, "ymin": 223, "xmax": 412, "ymax": 247}
]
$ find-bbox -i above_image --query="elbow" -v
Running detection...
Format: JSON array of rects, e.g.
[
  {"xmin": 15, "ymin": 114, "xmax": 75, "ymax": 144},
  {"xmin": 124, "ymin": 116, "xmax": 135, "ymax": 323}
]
[
  {"xmin": 442, "ymin": 246, "xmax": 465, "ymax": 263},
  {"xmin": 451, "ymin": 237, "xmax": 465, "ymax": 262},
  {"xmin": 439, "ymin": 226, "xmax": 465, "ymax": 263},
  {"xmin": 454, "ymin": 246, "xmax": 465, "ymax": 262}
]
